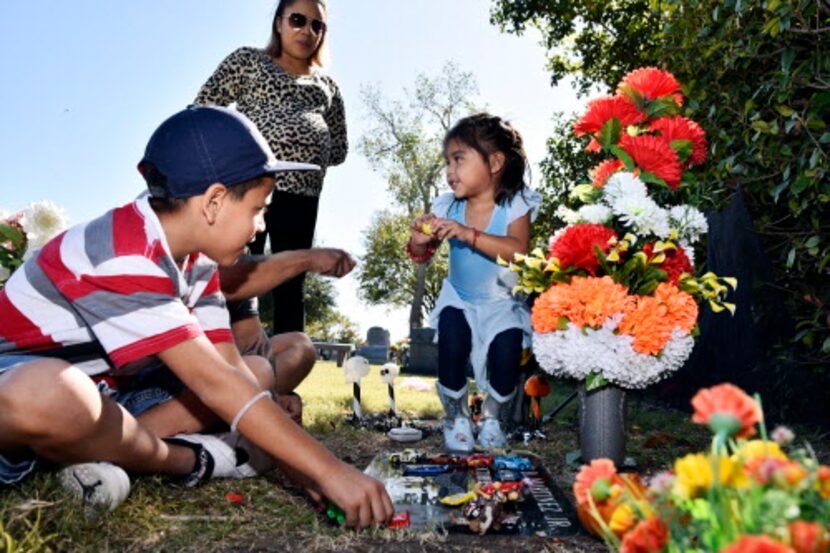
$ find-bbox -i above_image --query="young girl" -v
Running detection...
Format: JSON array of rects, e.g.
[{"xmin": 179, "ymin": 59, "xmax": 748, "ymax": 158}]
[{"xmin": 407, "ymin": 113, "xmax": 541, "ymax": 451}]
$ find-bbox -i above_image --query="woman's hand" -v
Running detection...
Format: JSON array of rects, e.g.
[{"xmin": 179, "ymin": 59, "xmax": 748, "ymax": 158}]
[
  {"xmin": 409, "ymin": 213, "xmax": 437, "ymax": 246},
  {"xmin": 431, "ymin": 218, "xmax": 474, "ymax": 244}
]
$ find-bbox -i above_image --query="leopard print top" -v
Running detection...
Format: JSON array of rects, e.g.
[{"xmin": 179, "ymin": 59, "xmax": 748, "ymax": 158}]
[{"xmin": 195, "ymin": 47, "xmax": 347, "ymax": 197}]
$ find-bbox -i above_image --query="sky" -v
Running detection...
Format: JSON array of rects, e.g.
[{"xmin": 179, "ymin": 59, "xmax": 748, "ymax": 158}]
[{"xmin": 0, "ymin": 1, "xmax": 581, "ymax": 342}]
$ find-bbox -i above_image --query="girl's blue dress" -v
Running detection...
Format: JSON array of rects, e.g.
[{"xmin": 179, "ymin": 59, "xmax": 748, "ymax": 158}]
[{"xmin": 428, "ymin": 189, "xmax": 542, "ymax": 400}]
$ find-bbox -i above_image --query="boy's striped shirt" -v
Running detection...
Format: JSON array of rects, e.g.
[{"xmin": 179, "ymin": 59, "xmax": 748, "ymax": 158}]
[{"xmin": 0, "ymin": 197, "xmax": 233, "ymax": 376}]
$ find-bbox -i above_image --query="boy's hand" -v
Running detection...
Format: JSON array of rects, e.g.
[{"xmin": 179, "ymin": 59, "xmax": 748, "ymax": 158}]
[
  {"xmin": 431, "ymin": 218, "xmax": 474, "ymax": 243},
  {"xmin": 307, "ymin": 248, "xmax": 356, "ymax": 278},
  {"xmin": 320, "ymin": 461, "xmax": 394, "ymax": 528},
  {"xmin": 409, "ymin": 214, "xmax": 437, "ymax": 246},
  {"xmin": 276, "ymin": 394, "xmax": 302, "ymax": 425}
]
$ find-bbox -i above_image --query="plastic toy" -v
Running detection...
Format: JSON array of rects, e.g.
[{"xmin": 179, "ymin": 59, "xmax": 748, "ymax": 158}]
[
  {"xmin": 388, "ymin": 511, "xmax": 411, "ymax": 529},
  {"xmin": 388, "ymin": 449, "xmax": 421, "ymax": 464},
  {"xmin": 326, "ymin": 502, "xmax": 345, "ymax": 525},
  {"xmin": 403, "ymin": 464, "xmax": 450, "ymax": 476},
  {"xmin": 438, "ymin": 491, "xmax": 477, "ymax": 506},
  {"xmin": 493, "ymin": 455, "xmax": 533, "ymax": 471},
  {"xmin": 494, "ymin": 469, "xmax": 523, "ymax": 482},
  {"xmin": 461, "ymin": 454, "xmax": 493, "ymax": 468}
]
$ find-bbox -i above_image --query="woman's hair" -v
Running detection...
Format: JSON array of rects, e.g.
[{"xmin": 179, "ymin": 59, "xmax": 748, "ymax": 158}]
[
  {"xmin": 444, "ymin": 113, "xmax": 529, "ymax": 205},
  {"xmin": 264, "ymin": 0, "xmax": 328, "ymax": 67}
]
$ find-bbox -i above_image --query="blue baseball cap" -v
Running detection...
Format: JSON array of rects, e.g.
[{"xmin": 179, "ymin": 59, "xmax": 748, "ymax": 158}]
[{"xmin": 138, "ymin": 105, "xmax": 319, "ymax": 199}]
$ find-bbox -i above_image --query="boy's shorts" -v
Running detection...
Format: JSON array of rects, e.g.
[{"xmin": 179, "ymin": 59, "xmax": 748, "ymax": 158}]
[{"xmin": 0, "ymin": 354, "xmax": 185, "ymax": 485}]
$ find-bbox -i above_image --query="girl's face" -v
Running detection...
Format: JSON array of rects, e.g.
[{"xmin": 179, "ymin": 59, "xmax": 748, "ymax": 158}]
[
  {"xmin": 276, "ymin": 0, "xmax": 326, "ymax": 63},
  {"xmin": 445, "ymin": 139, "xmax": 494, "ymax": 199}
]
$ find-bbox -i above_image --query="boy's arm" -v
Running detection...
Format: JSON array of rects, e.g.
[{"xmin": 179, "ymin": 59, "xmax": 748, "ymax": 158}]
[
  {"xmin": 157, "ymin": 336, "xmax": 393, "ymax": 527},
  {"xmin": 219, "ymin": 249, "xmax": 356, "ymax": 302}
]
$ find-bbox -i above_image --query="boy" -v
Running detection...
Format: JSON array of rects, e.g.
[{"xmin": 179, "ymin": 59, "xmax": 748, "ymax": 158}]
[{"xmin": 0, "ymin": 106, "xmax": 393, "ymax": 527}]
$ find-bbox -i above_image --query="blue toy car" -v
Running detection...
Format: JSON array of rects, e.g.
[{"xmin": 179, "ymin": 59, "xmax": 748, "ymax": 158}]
[
  {"xmin": 403, "ymin": 464, "xmax": 450, "ymax": 476},
  {"xmin": 493, "ymin": 455, "xmax": 533, "ymax": 471}
]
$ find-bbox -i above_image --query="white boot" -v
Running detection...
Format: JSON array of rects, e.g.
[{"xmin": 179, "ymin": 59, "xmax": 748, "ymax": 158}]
[
  {"xmin": 436, "ymin": 382, "xmax": 474, "ymax": 452},
  {"xmin": 477, "ymin": 391, "xmax": 516, "ymax": 450}
]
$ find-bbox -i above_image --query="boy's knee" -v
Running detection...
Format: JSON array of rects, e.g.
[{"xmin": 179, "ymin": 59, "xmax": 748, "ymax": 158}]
[
  {"xmin": 244, "ymin": 355, "xmax": 276, "ymax": 391},
  {"xmin": 271, "ymin": 332, "xmax": 316, "ymax": 368},
  {"xmin": 0, "ymin": 360, "xmax": 101, "ymax": 438}
]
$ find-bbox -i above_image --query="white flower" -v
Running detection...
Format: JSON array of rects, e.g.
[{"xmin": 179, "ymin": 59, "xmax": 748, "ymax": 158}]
[
  {"xmin": 680, "ymin": 240, "xmax": 695, "ymax": 267},
  {"xmin": 577, "ymin": 204, "xmax": 612, "ymax": 224},
  {"xmin": 20, "ymin": 200, "xmax": 68, "ymax": 258},
  {"xmin": 555, "ymin": 205, "xmax": 581, "ymax": 224},
  {"xmin": 669, "ymin": 205, "xmax": 708, "ymax": 244},
  {"xmin": 771, "ymin": 425, "xmax": 795, "ymax": 446},
  {"xmin": 548, "ymin": 227, "xmax": 569, "ymax": 250},
  {"xmin": 603, "ymin": 172, "xmax": 648, "ymax": 205}
]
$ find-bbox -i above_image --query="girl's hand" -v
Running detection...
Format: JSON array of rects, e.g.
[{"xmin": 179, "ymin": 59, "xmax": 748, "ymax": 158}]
[
  {"xmin": 431, "ymin": 218, "xmax": 474, "ymax": 244},
  {"xmin": 410, "ymin": 213, "xmax": 437, "ymax": 246}
]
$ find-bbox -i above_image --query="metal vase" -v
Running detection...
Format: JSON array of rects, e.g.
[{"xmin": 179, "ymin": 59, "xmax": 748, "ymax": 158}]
[{"xmin": 578, "ymin": 384, "xmax": 627, "ymax": 466}]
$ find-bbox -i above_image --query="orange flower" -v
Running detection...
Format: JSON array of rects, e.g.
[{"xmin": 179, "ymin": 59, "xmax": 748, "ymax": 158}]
[
  {"xmin": 816, "ymin": 465, "xmax": 830, "ymax": 499},
  {"xmin": 574, "ymin": 95, "xmax": 646, "ymax": 136},
  {"xmin": 586, "ymin": 137, "xmax": 602, "ymax": 152},
  {"xmin": 619, "ymin": 134, "xmax": 684, "ymax": 190},
  {"xmin": 618, "ymin": 283, "xmax": 698, "ymax": 355},
  {"xmin": 745, "ymin": 457, "xmax": 807, "ymax": 488},
  {"xmin": 721, "ymin": 535, "xmax": 795, "ymax": 553},
  {"xmin": 691, "ymin": 383, "xmax": 761, "ymax": 438},
  {"xmin": 618, "ymin": 67, "xmax": 684, "ymax": 105},
  {"xmin": 531, "ymin": 276, "xmax": 632, "ymax": 332},
  {"xmin": 789, "ymin": 521, "xmax": 830, "ymax": 553},
  {"xmin": 573, "ymin": 459, "xmax": 622, "ymax": 506},
  {"xmin": 649, "ymin": 116, "xmax": 708, "ymax": 166},
  {"xmin": 620, "ymin": 517, "xmax": 669, "ymax": 553},
  {"xmin": 590, "ymin": 159, "xmax": 625, "ymax": 188}
]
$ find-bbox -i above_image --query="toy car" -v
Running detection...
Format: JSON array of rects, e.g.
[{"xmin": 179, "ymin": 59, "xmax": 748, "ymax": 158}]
[
  {"xmin": 493, "ymin": 455, "xmax": 533, "ymax": 471},
  {"xmin": 461, "ymin": 454, "xmax": 493, "ymax": 468},
  {"xmin": 388, "ymin": 511, "xmax": 411, "ymax": 529},
  {"xmin": 388, "ymin": 449, "xmax": 421, "ymax": 464},
  {"xmin": 403, "ymin": 464, "xmax": 450, "ymax": 476},
  {"xmin": 438, "ymin": 491, "xmax": 477, "ymax": 506},
  {"xmin": 494, "ymin": 469, "xmax": 523, "ymax": 482}
]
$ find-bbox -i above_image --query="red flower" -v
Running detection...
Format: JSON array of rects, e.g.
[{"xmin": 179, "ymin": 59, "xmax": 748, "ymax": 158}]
[
  {"xmin": 620, "ymin": 517, "xmax": 669, "ymax": 553},
  {"xmin": 619, "ymin": 134, "xmax": 683, "ymax": 190},
  {"xmin": 586, "ymin": 137, "xmax": 602, "ymax": 152},
  {"xmin": 590, "ymin": 159, "xmax": 625, "ymax": 188},
  {"xmin": 574, "ymin": 95, "xmax": 646, "ymax": 137},
  {"xmin": 649, "ymin": 116, "xmax": 708, "ymax": 166},
  {"xmin": 691, "ymin": 383, "xmax": 762, "ymax": 438},
  {"xmin": 789, "ymin": 520, "xmax": 830, "ymax": 553},
  {"xmin": 642, "ymin": 243, "xmax": 694, "ymax": 283},
  {"xmin": 721, "ymin": 535, "xmax": 795, "ymax": 553},
  {"xmin": 618, "ymin": 67, "xmax": 684, "ymax": 105},
  {"xmin": 549, "ymin": 224, "xmax": 617, "ymax": 274}
]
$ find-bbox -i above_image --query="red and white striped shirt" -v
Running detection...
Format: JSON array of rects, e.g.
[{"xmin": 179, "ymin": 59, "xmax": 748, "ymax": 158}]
[{"xmin": 0, "ymin": 197, "xmax": 233, "ymax": 376}]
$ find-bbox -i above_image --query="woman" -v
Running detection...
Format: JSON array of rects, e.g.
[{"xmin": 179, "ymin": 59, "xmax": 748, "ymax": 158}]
[{"xmin": 195, "ymin": 0, "xmax": 346, "ymax": 334}]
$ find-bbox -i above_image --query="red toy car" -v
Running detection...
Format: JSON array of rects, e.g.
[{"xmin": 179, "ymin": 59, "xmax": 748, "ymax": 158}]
[
  {"xmin": 461, "ymin": 454, "xmax": 494, "ymax": 468},
  {"xmin": 388, "ymin": 511, "xmax": 411, "ymax": 529}
]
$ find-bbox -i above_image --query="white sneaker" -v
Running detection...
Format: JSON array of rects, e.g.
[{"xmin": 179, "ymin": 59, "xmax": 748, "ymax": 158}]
[
  {"xmin": 218, "ymin": 432, "xmax": 277, "ymax": 477},
  {"xmin": 58, "ymin": 462, "xmax": 130, "ymax": 512},
  {"xmin": 172, "ymin": 433, "xmax": 247, "ymax": 479}
]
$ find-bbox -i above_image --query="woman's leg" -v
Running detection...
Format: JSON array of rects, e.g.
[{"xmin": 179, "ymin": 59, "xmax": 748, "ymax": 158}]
[
  {"xmin": 265, "ymin": 191, "xmax": 320, "ymax": 334},
  {"xmin": 437, "ymin": 307, "xmax": 472, "ymax": 392}
]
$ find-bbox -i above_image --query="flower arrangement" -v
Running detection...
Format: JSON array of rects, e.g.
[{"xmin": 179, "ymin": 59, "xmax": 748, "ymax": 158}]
[
  {"xmin": 502, "ymin": 67, "xmax": 736, "ymax": 390},
  {"xmin": 0, "ymin": 201, "xmax": 69, "ymax": 287},
  {"xmin": 575, "ymin": 383, "xmax": 830, "ymax": 552}
]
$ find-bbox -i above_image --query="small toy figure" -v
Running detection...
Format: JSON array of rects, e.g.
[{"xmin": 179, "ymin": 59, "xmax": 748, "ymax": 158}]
[
  {"xmin": 448, "ymin": 480, "xmax": 526, "ymax": 535},
  {"xmin": 388, "ymin": 449, "xmax": 421, "ymax": 465},
  {"xmin": 493, "ymin": 455, "xmax": 533, "ymax": 471},
  {"xmin": 476, "ymin": 481, "xmax": 524, "ymax": 502},
  {"xmin": 468, "ymin": 393, "xmax": 483, "ymax": 423},
  {"xmin": 524, "ymin": 374, "xmax": 551, "ymax": 429}
]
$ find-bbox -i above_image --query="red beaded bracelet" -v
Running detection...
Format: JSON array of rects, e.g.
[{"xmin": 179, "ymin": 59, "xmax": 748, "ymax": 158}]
[{"xmin": 405, "ymin": 240, "xmax": 436, "ymax": 262}]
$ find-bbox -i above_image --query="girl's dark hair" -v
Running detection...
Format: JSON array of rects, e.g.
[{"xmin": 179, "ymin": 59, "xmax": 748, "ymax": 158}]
[
  {"xmin": 264, "ymin": 0, "xmax": 328, "ymax": 67},
  {"xmin": 444, "ymin": 113, "xmax": 529, "ymax": 205}
]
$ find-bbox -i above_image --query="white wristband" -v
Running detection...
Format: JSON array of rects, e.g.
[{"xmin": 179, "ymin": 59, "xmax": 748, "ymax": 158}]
[{"xmin": 230, "ymin": 390, "xmax": 272, "ymax": 433}]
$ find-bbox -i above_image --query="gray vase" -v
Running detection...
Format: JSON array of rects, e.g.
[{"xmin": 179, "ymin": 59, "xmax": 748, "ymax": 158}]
[{"xmin": 578, "ymin": 384, "xmax": 627, "ymax": 466}]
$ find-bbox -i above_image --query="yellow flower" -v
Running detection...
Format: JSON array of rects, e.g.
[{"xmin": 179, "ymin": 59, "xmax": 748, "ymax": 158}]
[
  {"xmin": 673, "ymin": 453, "xmax": 748, "ymax": 499},
  {"xmin": 733, "ymin": 440, "xmax": 787, "ymax": 464}
]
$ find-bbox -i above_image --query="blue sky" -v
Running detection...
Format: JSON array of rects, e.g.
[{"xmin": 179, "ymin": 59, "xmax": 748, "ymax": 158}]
[{"xmin": 0, "ymin": 1, "xmax": 581, "ymax": 341}]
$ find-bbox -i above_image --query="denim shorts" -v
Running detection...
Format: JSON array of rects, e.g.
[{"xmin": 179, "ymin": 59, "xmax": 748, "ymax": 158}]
[{"xmin": 0, "ymin": 354, "xmax": 184, "ymax": 485}]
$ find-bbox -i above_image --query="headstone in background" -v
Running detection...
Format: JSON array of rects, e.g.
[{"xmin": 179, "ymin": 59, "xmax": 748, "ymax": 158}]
[
  {"xmin": 355, "ymin": 326, "xmax": 391, "ymax": 364},
  {"xmin": 406, "ymin": 327, "xmax": 437, "ymax": 375}
]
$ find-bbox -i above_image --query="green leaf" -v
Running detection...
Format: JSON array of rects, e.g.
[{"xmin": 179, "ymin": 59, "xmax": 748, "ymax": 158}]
[
  {"xmin": 823, "ymin": 336, "xmax": 830, "ymax": 354},
  {"xmin": 585, "ymin": 372, "xmax": 608, "ymax": 391},
  {"xmin": 609, "ymin": 145, "xmax": 635, "ymax": 170},
  {"xmin": 556, "ymin": 316, "xmax": 569, "ymax": 330},
  {"xmin": 775, "ymin": 105, "xmax": 795, "ymax": 117},
  {"xmin": 597, "ymin": 118, "xmax": 622, "ymax": 149},
  {"xmin": 670, "ymin": 139, "xmax": 693, "ymax": 162},
  {"xmin": 645, "ymin": 96, "xmax": 681, "ymax": 118},
  {"xmin": 638, "ymin": 171, "xmax": 670, "ymax": 189},
  {"xmin": 805, "ymin": 235, "xmax": 820, "ymax": 249},
  {"xmin": 786, "ymin": 247, "xmax": 796, "ymax": 269}
]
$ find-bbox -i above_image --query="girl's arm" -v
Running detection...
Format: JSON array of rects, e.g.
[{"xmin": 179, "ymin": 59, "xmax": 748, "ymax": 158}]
[{"xmin": 431, "ymin": 212, "xmax": 531, "ymax": 262}]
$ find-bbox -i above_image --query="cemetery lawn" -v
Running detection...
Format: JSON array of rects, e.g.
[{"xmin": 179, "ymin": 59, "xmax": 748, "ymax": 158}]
[{"xmin": 1, "ymin": 361, "xmax": 827, "ymax": 552}]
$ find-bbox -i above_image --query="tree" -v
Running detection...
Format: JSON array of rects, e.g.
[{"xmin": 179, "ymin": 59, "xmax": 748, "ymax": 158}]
[{"xmin": 358, "ymin": 61, "xmax": 480, "ymax": 330}]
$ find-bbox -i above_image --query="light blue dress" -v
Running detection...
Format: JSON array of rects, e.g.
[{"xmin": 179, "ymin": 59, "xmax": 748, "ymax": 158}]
[{"xmin": 428, "ymin": 189, "xmax": 542, "ymax": 401}]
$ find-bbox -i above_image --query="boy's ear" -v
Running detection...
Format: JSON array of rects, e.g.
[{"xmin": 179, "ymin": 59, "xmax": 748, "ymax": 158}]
[
  {"xmin": 488, "ymin": 151, "xmax": 506, "ymax": 175},
  {"xmin": 201, "ymin": 183, "xmax": 229, "ymax": 224}
]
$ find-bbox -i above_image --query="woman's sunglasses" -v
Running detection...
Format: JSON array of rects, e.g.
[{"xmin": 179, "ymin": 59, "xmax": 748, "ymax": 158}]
[{"xmin": 286, "ymin": 13, "xmax": 327, "ymax": 35}]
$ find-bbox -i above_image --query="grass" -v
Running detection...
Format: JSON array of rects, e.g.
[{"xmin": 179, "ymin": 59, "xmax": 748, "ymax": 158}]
[{"xmin": 0, "ymin": 361, "xmax": 827, "ymax": 552}]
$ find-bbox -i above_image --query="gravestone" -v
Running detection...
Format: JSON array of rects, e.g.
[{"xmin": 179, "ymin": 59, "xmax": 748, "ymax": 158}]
[
  {"xmin": 406, "ymin": 327, "xmax": 438, "ymax": 375},
  {"xmin": 355, "ymin": 326, "xmax": 390, "ymax": 364}
]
